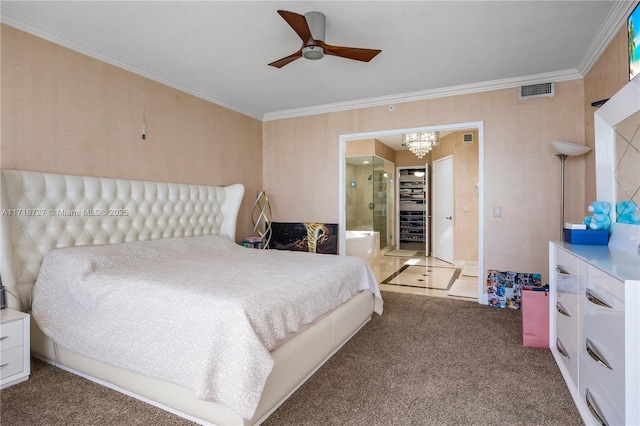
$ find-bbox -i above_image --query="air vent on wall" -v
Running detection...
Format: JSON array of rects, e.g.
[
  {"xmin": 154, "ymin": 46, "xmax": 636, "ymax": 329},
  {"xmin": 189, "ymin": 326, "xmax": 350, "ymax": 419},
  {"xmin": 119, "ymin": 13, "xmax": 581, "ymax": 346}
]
[
  {"xmin": 463, "ymin": 133, "xmax": 473, "ymax": 144},
  {"xmin": 519, "ymin": 82, "xmax": 554, "ymax": 99}
]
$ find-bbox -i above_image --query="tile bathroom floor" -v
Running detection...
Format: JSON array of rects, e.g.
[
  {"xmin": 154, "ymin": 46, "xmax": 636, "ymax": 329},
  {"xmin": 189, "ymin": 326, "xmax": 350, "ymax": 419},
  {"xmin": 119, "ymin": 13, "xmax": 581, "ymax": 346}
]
[{"xmin": 369, "ymin": 252, "xmax": 479, "ymax": 301}]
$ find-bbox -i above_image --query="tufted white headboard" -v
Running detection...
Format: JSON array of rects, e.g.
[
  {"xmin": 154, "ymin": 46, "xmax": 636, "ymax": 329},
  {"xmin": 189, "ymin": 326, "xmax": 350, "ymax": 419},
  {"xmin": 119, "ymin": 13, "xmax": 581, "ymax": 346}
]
[{"xmin": 0, "ymin": 170, "xmax": 245, "ymax": 311}]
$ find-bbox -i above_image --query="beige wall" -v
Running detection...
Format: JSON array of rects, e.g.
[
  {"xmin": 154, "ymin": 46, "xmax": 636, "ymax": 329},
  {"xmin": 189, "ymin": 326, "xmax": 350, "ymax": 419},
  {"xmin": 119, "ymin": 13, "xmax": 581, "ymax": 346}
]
[
  {"xmin": 1, "ymin": 25, "xmax": 263, "ymax": 240},
  {"xmin": 345, "ymin": 139, "xmax": 375, "ymax": 157},
  {"xmin": 264, "ymin": 81, "xmax": 586, "ymax": 283},
  {"xmin": 374, "ymin": 140, "xmax": 395, "ymax": 163},
  {"xmin": 395, "ymin": 149, "xmax": 432, "ymax": 167},
  {"xmin": 344, "ymin": 138, "xmax": 395, "ymax": 163},
  {"xmin": 583, "ymin": 26, "xmax": 630, "ymax": 203},
  {"xmin": 430, "ymin": 131, "xmax": 479, "ymax": 262}
]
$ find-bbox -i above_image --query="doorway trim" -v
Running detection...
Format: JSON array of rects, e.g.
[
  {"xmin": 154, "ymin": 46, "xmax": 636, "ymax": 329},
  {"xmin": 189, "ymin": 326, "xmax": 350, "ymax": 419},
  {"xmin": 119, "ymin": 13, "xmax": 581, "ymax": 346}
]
[{"xmin": 339, "ymin": 121, "xmax": 486, "ymax": 304}]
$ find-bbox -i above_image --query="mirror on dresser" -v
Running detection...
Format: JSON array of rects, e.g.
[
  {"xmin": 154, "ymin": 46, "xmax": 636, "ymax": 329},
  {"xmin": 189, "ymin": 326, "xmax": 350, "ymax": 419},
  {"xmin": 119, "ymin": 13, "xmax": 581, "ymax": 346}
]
[{"xmin": 594, "ymin": 75, "xmax": 640, "ymax": 253}]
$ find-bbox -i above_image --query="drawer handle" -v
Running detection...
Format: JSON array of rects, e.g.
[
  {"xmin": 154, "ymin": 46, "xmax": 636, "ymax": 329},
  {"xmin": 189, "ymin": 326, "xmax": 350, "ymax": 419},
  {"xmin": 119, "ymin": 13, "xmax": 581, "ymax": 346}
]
[
  {"xmin": 585, "ymin": 289, "xmax": 612, "ymax": 309},
  {"xmin": 0, "ymin": 363, "xmax": 8, "ymax": 368},
  {"xmin": 585, "ymin": 338, "xmax": 612, "ymax": 370},
  {"xmin": 555, "ymin": 266, "xmax": 571, "ymax": 275},
  {"xmin": 585, "ymin": 388, "xmax": 609, "ymax": 426},
  {"xmin": 556, "ymin": 302, "xmax": 570, "ymax": 317},
  {"xmin": 556, "ymin": 338, "xmax": 570, "ymax": 359},
  {"xmin": 0, "ymin": 336, "xmax": 8, "ymax": 341}
]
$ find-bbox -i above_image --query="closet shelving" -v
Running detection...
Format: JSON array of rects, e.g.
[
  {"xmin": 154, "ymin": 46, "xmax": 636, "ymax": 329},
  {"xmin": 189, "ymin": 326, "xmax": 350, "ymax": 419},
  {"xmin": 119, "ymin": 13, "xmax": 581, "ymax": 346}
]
[{"xmin": 397, "ymin": 167, "xmax": 427, "ymax": 250}]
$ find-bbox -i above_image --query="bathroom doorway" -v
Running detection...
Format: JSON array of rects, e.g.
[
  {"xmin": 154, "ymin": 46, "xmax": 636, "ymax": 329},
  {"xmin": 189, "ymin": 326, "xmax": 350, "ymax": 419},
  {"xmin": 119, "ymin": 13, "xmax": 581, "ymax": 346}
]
[{"xmin": 339, "ymin": 122, "xmax": 486, "ymax": 303}]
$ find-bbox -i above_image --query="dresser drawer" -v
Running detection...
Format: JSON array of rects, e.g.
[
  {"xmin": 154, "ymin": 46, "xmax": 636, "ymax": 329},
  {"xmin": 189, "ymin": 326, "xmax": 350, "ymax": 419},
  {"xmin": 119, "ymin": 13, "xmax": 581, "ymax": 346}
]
[
  {"xmin": 556, "ymin": 293, "xmax": 579, "ymax": 337},
  {"xmin": 555, "ymin": 269, "xmax": 579, "ymax": 301},
  {"xmin": 555, "ymin": 248, "xmax": 579, "ymax": 277},
  {"xmin": 0, "ymin": 319, "xmax": 24, "ymax": 351},
  {"xmin": 589, "ymin": 266, "xmax": 625, "ymax": 301},
  {"xmin": 582, "ymin": 268, "xmax": 624, "ymax": 348},
  {"xmin": 582, "ymin": 314, "xmax": 625, "ymax": 408},
  {"xmin": 0, "ymin": 346, "xmax": 25, "ymax": 380},
  {"xmin": 555, "ymin": 321, "xmax": 578, "ymax": 386},
  {"xmin": 579, "ymin": 352, "xmax": 625, "ymax": 426},
  {"xmin": 0, "ymin": 310, "xmax": 30, "ymax": 389}
]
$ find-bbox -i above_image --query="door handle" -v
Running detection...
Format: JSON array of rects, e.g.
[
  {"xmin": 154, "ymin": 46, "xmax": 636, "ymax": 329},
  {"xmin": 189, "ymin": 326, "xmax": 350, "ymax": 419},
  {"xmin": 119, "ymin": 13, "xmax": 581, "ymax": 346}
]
[{"xmin": 445, "ymin": 216, "xmax": 452, "ymax": 220}]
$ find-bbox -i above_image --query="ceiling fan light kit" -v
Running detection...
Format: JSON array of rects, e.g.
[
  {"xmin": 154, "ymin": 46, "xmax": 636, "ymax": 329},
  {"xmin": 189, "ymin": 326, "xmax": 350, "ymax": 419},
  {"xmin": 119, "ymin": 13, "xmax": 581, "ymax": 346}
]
[
  {"xmin": 302, "ymin": 46, "xmax": 324, "ymax": 60},
  {"xmin": 269, "ymin": 10, "xmax": 381, "ymax": 68}
]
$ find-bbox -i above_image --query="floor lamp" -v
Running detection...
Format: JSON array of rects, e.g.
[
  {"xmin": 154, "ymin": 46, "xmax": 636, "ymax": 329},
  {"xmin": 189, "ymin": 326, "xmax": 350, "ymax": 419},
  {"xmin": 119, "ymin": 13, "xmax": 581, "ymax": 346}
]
[{"xmin": 552, "ymin": 140, "xmax": 592, "ymax": 240}]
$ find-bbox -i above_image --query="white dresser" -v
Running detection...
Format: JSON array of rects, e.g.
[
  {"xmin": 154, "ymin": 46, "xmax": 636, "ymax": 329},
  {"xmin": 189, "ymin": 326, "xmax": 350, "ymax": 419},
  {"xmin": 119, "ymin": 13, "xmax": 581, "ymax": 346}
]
[
  {"xmin": 0, "ymin": 309, "xmax": 30, "ymax": 389},
  {"xmin": 549, "ymin": 241, "xmax": 639, "ymax": 426}
]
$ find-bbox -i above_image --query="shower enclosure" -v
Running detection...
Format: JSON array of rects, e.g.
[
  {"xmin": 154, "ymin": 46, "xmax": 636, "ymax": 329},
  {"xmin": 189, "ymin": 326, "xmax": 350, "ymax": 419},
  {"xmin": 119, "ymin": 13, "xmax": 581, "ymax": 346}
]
[{"xmin": 345, "ymin": 156, "xmax": 395, "ymax": 252}]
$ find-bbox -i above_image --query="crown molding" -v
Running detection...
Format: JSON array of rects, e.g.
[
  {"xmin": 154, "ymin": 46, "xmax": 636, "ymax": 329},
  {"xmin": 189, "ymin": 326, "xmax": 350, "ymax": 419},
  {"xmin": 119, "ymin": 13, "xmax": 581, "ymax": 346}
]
[
  {"xmin": 577, "ymin": 0, "xmax": 638, "ymax": 76},
  {"xmin": 262, "ymin": 69, "xmax": 583, "ymax": 121}
]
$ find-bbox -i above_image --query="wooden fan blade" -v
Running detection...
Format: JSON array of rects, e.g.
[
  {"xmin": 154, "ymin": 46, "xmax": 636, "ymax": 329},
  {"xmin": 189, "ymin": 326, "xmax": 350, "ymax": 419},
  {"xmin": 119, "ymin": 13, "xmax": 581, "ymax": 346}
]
[
  {"xmin": 268, "ymin": 49, "xmax": 303, "ymax": 68},
  {"xmin": 277, "ymin": 10, "xmax": 313, "ymax": 44},
  {"xmin": 322, "ymin": 43, "xmax": 382, "ymax": 62}
]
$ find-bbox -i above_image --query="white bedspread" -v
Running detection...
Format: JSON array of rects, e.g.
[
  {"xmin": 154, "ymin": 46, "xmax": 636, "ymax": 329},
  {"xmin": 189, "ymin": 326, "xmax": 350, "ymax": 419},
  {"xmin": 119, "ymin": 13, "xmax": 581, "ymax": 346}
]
[{"xmin": 32, "ymin": 235, "xmax": 383, "ymax": 419}]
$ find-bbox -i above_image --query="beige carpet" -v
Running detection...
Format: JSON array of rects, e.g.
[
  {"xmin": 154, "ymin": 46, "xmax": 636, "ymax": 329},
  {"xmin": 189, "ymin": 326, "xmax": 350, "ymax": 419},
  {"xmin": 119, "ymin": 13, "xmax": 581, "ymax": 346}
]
[
  {"xmin": 264, "ymin": 292, "xmax": 582, "ymax": 425},
  {"xmin": 0, "ymin": 358, "xmax": 194, "ymax": 426},
  {"xmin": 385, "ymin": 249, "xmax": 417, "ymax": 257},
  {"xmin": 385, "ymin": 265, "xmax": 456, "ymax": 289},
  {"xmin": 448, "ymin": 278, "xmax": 478, "ymax": 298}
]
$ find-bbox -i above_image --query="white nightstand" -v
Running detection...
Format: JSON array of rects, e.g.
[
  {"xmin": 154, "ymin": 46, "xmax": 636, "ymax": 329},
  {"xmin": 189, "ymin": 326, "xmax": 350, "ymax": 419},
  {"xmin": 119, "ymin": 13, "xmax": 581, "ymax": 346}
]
[{"xmin": 0, "ymin": 309, "xmax": 30, "ymax": 389}]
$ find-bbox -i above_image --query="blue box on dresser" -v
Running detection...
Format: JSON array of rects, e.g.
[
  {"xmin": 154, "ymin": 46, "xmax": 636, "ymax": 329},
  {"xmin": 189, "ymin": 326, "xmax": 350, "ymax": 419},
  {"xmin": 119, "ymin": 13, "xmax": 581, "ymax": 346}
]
[{"xmin": 562, "ymin": 229, "xmax": 609, "ymax": 245}]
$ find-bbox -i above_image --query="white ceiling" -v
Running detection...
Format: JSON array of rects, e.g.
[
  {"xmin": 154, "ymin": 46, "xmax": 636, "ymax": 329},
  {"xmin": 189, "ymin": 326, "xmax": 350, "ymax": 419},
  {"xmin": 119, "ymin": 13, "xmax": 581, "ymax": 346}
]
[{"xmin": 1, "ymin": 0, "xmax": 635, "ymax": 126}]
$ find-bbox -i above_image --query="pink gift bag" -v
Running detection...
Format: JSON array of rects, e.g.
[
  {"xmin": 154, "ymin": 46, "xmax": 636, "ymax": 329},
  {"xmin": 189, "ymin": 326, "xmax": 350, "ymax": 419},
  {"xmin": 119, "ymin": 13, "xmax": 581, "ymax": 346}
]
[{"xmin": 521, "ymin": 286, "xmax": 549, "ymax": 349}]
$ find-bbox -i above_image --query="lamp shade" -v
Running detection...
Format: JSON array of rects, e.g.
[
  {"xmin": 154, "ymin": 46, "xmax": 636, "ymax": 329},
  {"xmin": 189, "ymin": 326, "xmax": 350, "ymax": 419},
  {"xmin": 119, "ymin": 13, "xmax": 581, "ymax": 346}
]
[{"xmin": 552, "ymin": 140, "xmax": 592, "ymax": 157}]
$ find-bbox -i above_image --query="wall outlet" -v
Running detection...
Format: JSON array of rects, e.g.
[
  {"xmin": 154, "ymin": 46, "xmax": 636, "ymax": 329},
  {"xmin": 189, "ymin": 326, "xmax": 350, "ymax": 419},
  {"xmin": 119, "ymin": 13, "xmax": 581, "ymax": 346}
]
[{"xmin": 493, "ymin": 206, "xmax": 501, "ymax": 217}]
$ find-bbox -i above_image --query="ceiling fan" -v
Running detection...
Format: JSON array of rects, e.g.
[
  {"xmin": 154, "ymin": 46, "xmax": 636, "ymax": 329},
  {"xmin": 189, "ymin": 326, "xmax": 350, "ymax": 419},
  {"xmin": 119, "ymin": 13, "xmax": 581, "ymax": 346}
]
[{"xmin": 268, "ymin": 10, "xmax": 382, "ymax": 68}]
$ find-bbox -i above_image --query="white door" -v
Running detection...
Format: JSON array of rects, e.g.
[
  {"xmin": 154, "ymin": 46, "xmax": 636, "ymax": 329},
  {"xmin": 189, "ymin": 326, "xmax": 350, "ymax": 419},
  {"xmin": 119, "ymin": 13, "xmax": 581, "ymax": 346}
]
[{"xmin": 432, "ymin": 156, "xmax": 454, "ymax": 263}]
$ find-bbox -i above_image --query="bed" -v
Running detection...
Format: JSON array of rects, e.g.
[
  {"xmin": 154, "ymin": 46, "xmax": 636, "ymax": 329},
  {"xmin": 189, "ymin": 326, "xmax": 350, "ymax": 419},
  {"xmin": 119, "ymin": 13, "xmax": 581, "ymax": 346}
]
[{"xmin": 0, "ymin": 170, "xmax": 383, "ymax": 425}]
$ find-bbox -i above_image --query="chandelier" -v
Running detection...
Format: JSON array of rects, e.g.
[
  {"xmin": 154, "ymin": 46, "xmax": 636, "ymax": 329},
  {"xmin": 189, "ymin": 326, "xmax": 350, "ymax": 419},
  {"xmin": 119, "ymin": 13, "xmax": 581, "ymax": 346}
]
[{"xmin": 402, "ymin": 131, "xmax": 440, "ymax": 158}]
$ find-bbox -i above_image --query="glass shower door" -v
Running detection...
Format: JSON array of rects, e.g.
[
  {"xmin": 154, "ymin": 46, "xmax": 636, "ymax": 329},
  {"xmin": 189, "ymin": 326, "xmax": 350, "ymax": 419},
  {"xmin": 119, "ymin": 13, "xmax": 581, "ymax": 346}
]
[
  {"xmin": 345, "ymin": 155, "xmax": 394, "ymax": 252},
  {"xmin": 372, "ymin": 157, "xmax": 388, "ymax": 248}
]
